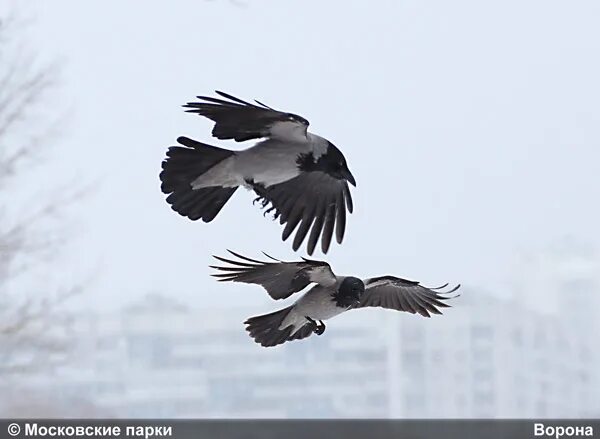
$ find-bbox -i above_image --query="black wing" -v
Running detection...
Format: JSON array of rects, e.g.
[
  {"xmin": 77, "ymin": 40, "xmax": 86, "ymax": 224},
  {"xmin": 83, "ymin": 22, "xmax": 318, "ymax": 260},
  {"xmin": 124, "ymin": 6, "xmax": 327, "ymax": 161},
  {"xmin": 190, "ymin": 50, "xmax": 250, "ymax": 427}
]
[
  {"xmin": 355, "ymin": 276, "xmax": 460, "ymax": 317},
  {"xmin": 252, "ymin": 172, "xmax": 353, "ymax": 255},
  {"xmin": 184, "ymin": 91, "xmax": 309, "ymax": 142},
  {"xmin": 210, "ymin": 250, "xmax": 336, "ymax": 300}
]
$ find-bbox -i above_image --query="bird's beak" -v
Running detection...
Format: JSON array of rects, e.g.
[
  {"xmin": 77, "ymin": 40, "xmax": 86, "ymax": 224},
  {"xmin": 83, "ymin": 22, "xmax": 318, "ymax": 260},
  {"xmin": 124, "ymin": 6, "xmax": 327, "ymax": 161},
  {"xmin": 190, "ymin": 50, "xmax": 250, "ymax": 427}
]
[{"xmin": 342, "ymin": 167, "xmax": 356, "ymax": 187}]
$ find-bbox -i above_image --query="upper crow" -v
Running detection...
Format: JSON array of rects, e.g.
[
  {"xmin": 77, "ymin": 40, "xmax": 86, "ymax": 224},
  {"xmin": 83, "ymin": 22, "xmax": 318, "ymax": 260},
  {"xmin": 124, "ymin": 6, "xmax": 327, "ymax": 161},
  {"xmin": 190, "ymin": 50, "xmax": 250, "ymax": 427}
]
[
  {"xmin": 160, "ymin": 91, "xmax": 355, "ymax": 255},
  {"xmin": 211, "ymin": 251, "xmax": 460, "ymax": 347}
]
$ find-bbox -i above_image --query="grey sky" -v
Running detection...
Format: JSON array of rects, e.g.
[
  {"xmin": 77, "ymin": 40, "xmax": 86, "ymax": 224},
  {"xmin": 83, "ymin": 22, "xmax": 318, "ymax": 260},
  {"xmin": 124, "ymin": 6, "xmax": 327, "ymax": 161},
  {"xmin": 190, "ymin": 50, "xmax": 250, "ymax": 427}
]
[{"xmin": 14, "ymin": 0, "xmax": 600, "ymax": 309}]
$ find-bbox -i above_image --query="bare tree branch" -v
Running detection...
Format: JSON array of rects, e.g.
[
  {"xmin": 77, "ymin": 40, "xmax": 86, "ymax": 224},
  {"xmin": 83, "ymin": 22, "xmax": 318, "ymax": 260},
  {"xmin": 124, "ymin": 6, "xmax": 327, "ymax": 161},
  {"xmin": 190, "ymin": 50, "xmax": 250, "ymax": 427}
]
[{"xmin": 0, "ymin": 10, "xmax": 83, "ymax": 376}]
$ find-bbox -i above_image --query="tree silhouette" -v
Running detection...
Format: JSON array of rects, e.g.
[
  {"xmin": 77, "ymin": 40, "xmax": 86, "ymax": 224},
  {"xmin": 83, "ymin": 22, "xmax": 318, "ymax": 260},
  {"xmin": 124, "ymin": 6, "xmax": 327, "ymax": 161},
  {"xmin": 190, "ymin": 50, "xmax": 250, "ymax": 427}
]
[{"xmin": 0, "ymin": 13, "xmax": 81, "ymax": 375}]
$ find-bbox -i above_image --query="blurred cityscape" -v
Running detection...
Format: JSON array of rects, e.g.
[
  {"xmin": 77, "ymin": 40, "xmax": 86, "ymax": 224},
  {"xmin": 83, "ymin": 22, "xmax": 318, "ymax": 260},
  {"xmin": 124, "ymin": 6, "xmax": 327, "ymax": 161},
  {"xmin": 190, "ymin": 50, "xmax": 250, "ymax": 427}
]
[{"xmin": 1, "ymin": 242, "xmax": 599, "ymax": 418}]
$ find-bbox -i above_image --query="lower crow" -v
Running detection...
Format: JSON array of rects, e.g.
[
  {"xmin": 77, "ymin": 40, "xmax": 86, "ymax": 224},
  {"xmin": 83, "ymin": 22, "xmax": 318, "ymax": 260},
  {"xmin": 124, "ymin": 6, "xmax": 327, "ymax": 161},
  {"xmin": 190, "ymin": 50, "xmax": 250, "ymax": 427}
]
[{"xmin": 211, "ymin": 251, "xmax": 460, "ymax": 347}]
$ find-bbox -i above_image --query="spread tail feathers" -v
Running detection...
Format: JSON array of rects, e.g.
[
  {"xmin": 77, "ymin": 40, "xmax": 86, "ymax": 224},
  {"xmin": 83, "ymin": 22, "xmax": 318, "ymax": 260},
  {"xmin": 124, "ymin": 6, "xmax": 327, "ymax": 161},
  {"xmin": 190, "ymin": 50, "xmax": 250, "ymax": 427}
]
[
  {"xmin": 244, "ymin": 307, "xmax": 314, "ymax": 347},
  {"xmin": 160, "ymin": 136, "xmax": 238, "ymax": 222}
]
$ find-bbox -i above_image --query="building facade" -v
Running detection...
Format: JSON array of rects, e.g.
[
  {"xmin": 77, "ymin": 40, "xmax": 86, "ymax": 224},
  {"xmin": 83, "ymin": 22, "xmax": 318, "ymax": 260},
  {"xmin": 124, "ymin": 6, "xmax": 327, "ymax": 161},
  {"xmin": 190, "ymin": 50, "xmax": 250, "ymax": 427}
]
[{"xmin": 4, "ymin": 283, "xmax": 598, "ymax": 418}]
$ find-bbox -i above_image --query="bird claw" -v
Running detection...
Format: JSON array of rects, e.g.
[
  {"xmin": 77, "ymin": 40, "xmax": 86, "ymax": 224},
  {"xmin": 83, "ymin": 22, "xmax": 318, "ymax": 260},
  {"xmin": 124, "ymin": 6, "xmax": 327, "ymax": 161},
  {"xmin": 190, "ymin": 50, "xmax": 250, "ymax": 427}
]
[
  {"xmin": 314, "ymin": 320, "xmax": 326, "ymax": 336},
  {"xmin": 253, "ymin": 195, "xmax": 271, "ymax": 210},
  {"xmin": 263, "ymin": 205, "xmax": 276, "ymax": 217},
  {"xmin": 305, "ymin": 316, "xmax": 325, "ymax": 335}
]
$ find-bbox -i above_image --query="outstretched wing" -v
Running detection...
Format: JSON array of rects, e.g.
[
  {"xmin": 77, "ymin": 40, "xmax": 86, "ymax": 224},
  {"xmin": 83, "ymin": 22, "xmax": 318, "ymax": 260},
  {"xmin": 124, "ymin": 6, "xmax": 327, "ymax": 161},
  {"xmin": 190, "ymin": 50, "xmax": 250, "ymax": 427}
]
[
  {"xmin": 354, "ymin": 276, "xmax": 460, "ymax": 317},
  {"xmin": 252, "ymin": 172, "xmax": 353, "ymax": 255},
  {"xmin": 184, "ymin": 91, "xmax": 309, "ymax": 143},
  {"xmin": 210, "ymin": 250, "xmax": 336, "ymax": 300}
]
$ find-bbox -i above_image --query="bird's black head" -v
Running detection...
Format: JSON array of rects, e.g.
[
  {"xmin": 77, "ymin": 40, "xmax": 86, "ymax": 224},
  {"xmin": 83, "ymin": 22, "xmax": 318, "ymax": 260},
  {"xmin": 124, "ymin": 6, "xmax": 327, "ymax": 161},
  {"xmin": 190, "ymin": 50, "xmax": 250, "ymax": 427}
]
[
  {"xmin": 323, "ymin": 142, "xmax": 356, "ymax": 186},
  {"xmin": 333, "ymin": 276, "xmax": 365, "ymax": 307},
  {"xmin": 297, "ymin": 142, "xmax": 356, "ymax": 186}
]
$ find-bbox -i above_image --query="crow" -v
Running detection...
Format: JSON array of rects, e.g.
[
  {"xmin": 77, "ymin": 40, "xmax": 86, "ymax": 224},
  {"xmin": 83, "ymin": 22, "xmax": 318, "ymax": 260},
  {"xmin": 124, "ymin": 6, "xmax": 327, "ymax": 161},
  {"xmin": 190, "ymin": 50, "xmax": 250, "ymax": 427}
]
[
  {"xmin": 160, "ymin": 91, "xmax": 356, "ymax": 255},
  {"xmin": 211, "ymin": 251, "xmax": 460, "ymax": 347}
]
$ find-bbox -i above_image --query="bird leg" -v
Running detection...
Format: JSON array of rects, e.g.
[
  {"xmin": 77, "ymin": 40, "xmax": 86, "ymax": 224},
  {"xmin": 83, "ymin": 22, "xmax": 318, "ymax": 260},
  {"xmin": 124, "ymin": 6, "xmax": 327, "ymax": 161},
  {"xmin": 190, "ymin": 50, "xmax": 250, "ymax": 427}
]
[
  {"xmin": 315, "ymin": 320, "xmax": 326, "ymax": 335},
  {"xmin": 248, "ymin": 181, "xmax": 278, "ymax": 218},
  {"xmin": 305, "ymin": 316, "xmax": 317, "ymax": 327},
  {"xmin": 305, "ymin": 316, "xmax": 326, "ymax": 335}
]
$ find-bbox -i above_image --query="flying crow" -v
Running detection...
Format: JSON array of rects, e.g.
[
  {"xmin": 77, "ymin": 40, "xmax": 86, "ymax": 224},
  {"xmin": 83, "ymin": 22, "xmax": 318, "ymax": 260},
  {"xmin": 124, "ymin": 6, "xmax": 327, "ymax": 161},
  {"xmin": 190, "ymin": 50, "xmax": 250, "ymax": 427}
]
[
  {"xmin": 160, "ymin": 91, "xmax": 356, "ymax": 255},
  {"xmin": 211, "ymin": 251, "xmax": 460, "ymax": 347}
]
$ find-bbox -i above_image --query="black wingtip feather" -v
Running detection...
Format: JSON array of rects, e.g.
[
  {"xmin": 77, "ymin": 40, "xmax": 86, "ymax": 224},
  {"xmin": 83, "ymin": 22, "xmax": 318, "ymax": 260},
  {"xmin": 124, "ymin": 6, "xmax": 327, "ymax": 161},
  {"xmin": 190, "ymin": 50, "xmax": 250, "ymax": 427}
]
[
  {"xmin": 226, "ymin": 250, "xmax": 266, "ymax": 264},
  {"xmin": 212, "ymin": 255, "xmax": 256, "ymax": 267},
  {"xmin": 261, "ymin": 252, "xmax": 283, "ymax": 262},
  {"xmin": 214, "ymin": 90, "xmax": 257, "ymax": 107}
]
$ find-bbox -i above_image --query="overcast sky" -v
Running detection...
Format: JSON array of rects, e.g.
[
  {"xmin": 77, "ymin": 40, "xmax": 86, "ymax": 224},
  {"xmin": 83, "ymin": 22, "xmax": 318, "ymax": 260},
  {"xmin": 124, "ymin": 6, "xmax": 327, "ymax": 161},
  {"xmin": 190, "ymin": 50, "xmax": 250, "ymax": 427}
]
[{"xmin": 9, "ymin": 0, "xmax": 600, "ymax": 310}]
